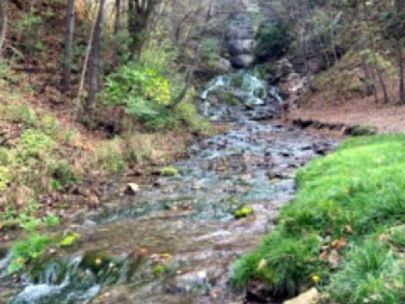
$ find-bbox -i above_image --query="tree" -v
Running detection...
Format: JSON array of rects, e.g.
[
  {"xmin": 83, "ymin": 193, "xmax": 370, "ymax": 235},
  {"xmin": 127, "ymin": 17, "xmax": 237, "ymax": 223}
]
[
  {"xmin": 0, "ymin": 0, "xmax": 7, "ymax": 57},
  {"xmin": 127, "ymin": 0, "xmax": 161, "ymax": 58},
  {"xmin": 395, "ymin": 0, "xmax": 405, "ymax": 104},
  {"xmin": 61, "ymin": 0, "xmax": 75, "ymax": 93},
  {"xmin": 86, "ymin": 0, "xmax": 105, "ymax": 110},
  {"xmin": 112, "ymin": 0, "xmax": 121, "ymax": 67}
]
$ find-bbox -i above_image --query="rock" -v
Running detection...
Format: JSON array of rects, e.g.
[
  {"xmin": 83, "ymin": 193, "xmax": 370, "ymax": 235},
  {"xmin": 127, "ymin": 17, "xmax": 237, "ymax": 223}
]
[
  {"xmin": 283, "ymin": 288, "xmax": 320, "ymax": 304},
  {"xmin": 124, "ymin": 183, "xmax": 140, "ymax": 195},
  {"xmin": 233, "ymin": 205, "xmax": 254, "ymax": 219},
  {"xmin": 231, "ymin": 54, "xmax": 255, "ymax": 68},
  {"xmin": 211, "ymin": 57, "xmax": 232, "ymax": 74},
  {"xmin": 226, "ymin": 13, "xmax": 257, "ymax": 68},
  {"xmin": 167, "ymin": 270, "xmax": 209, "ymax": 294},
  {"xmin": 228, "ymin": 39, "xmax": 255, "ymax": 56},
  {"xmin": 87, "ymin": 194, "xmax": 100, "ymax": 209}
]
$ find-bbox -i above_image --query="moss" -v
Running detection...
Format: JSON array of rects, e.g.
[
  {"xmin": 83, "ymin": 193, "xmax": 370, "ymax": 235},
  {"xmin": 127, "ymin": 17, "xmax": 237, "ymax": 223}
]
[
  {"xmin": 152, "ymin": 264, "xmax": 167, "ymax": 277},
  {"xmin": 233, "ymin": 205, "xmax": 254, "ymax": 219},
  {"xmin": 59, "ymin": 232, "xmax": 80, "ymax": 247},
  {"xmin": 79, "ymin": 251, "xmax": 113, "ymax": 274},
  {"xmin": 160, "ymin": 166, "xmax": 178, "ymax": 177}
]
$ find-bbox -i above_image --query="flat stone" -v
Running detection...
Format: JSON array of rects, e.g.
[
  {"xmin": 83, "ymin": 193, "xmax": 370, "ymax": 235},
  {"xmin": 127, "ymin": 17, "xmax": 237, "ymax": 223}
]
[{"xmin": 283, "ymin": 288, "xmax": 320, "ymax": 304}]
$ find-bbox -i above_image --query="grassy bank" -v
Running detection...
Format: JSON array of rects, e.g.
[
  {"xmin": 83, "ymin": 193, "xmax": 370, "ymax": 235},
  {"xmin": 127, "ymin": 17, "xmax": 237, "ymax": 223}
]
[{"xmin": 231, "ymin": 134, "xmax": 405, "ymax": 303}]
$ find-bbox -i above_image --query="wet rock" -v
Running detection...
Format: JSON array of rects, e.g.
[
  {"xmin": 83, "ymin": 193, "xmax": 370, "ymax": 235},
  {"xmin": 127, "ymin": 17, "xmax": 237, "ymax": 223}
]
[
  {"xmin": 231, "ymin": 54, "xmax": 255, "ymax": 68},
  {"xmin": 233, "ymin": 205, "xmax": 254, "ymax": 219},
  {"xmin": 283, "ymin": 288, "xmax": 320, "ymax": 304},
  {"xmin": 124, "ymin": 183, "xmax": 140, "ymax": 195},
  {"xmin": 167, "ymin": 270, "xmax": 209, "ymax": 294},
  {"xmin": 226, "ymin": 14, "xmax": 257, "ymax": 68}
]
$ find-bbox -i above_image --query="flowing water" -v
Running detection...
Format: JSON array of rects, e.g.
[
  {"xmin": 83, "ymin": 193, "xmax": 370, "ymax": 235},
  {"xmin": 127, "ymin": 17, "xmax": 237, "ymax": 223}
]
[{"xmin": 0, "ymin": 71, "xmax": 335, "ymax": 304}]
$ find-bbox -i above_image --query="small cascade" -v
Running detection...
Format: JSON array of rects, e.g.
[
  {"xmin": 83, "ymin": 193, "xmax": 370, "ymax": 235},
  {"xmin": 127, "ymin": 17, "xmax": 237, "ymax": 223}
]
[{"xmin": 199, "ymin": 70, "xmax": 282, "ymax": 121}]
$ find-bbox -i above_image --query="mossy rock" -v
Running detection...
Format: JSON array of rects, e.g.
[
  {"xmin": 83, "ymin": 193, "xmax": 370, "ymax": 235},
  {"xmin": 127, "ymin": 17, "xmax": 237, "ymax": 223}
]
[
  {"xmin": 59, "ymin": 232, "xmax": 80, "ymax": 248},
  {"xmin": 79, "ymin": 251, "xmax": 113, "ymax": 274},
  {"xmin": 160, "ymin": 166, "xmax": 178, "ymax": 177},
  {"xmin": 346, "ymin": 125, "xmax": 377, "ymax": 136},
  {"xmin": 233, "ymin": 205, "xmax": 254, "ymax": 219},
  {"xmin": 152, "ymin": 263, "xmax": 167, "ymax": 277}
]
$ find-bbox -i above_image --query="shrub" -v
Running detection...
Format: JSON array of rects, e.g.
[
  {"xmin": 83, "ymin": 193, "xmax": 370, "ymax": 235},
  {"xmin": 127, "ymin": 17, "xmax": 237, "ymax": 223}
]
[
  {"xmin": 104, "ymin": 63, "xmax": 177, "ymax": 130},
  {"xmin": 255, "ymin": 22, "xmax": 290, "ymax": 60}
]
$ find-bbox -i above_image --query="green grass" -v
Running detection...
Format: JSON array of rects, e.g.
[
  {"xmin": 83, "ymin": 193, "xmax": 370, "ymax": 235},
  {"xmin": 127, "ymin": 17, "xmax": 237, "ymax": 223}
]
[{"xmin": 231, "ymin": 134, "xmax": 405, "ymax": 302}]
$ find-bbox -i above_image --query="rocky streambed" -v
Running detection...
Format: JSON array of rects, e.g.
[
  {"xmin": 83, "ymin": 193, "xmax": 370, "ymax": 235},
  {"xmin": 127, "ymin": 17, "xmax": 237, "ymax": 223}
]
[{"xmin": 0, "ymin": 117, "xmax": 334, "ymax": 304}]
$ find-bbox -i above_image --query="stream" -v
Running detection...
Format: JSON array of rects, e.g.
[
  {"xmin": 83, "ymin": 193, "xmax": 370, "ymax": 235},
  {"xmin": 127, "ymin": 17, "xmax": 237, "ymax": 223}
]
[{"xmin": 0, "ymin": 72, "xmax": 334, "ymax": 304}]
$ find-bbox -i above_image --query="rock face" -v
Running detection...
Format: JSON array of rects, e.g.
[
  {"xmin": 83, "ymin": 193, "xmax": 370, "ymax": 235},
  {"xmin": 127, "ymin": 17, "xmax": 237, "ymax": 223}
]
[{"xmin": 226, "ymin": 14, "xmax": 257, "ymax": 68}]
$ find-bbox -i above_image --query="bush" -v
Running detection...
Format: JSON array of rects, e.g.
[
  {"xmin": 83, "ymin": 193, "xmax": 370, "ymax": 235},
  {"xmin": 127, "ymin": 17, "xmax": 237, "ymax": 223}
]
[
  {"xmin": 255, "ymin": 22, "xmax": 290, "ymax": 60},
  {"xmin": 104, "ymin": 63, "xmax": 177, "ymax": 130}
]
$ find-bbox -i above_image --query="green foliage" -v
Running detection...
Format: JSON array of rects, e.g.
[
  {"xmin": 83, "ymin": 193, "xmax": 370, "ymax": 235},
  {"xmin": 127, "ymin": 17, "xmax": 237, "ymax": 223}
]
[
  {"xmin": 8, "ymin": 234, "xmax": 51, "ymax": 273},
  {"xmin": 232, "ymin": 134, "xmax": 405, "ymax": 297},
  {"xmin": 255, "ymin": 22, "xmax": 290, "ymax": 60},
  {"xmin": 104, "ymin": 63, "xmax": 177, "ymax": 130},
  {"xmin": 17, "ymin": 129, "xmax": 55, "ymax": 160},
  {"xmin": 329, "ymin": 239, "xmax": 405, "ymax": 304},
  {"xmin": 44, "ymin": 214, "xmax": 60, "ymax": 227}
]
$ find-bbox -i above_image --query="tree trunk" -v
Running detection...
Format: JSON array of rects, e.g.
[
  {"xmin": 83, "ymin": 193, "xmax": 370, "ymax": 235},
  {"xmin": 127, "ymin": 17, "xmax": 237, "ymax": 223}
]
[
  {"xmin": 61, "ymin": 0, "xmax": 75, "ymax": 93},
  {"xmin": 127, "ymin": 0, "xmax": 159, "ymax": 58},
  {"xmin": 86, "ymin": 0, "xmax": 105, "ymax": 110},
  {"xmin": 0, "ymin": 0, "xmax": 7, "ymax": 57},
  {"xmin": 112, "ymin": 0, "xmax": 121, "ymax": 67},
  {"xmin": 395, "ymin": 0, "xmax": 405, "ymax": 103},
  {"xmin": 398, "ymin": 39, "xmax": 405, "ymax": 104}
]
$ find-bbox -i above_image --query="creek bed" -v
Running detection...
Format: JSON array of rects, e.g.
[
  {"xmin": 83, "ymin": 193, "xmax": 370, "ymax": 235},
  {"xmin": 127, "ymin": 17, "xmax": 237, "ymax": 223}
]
[{"xmin": 0, "ymin": 120, "xmax": 334, "ymax": 304}]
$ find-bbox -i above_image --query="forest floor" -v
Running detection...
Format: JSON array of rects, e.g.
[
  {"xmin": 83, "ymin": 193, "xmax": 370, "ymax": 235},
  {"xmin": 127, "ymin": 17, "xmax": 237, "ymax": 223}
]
[{"xmin": 290, "ymin": 98, "xmax": 405, "ymax": 133}]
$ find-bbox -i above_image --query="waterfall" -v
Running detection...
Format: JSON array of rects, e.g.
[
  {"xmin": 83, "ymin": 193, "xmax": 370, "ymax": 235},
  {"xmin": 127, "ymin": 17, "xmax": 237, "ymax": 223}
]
[{"xmin": 199, "ymin": 70, "xmax": 282, "ymax": 121}]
